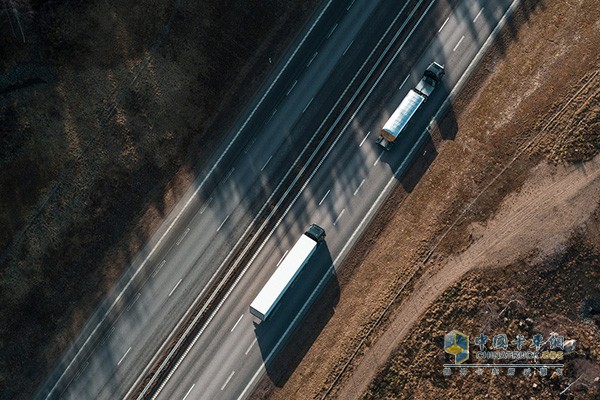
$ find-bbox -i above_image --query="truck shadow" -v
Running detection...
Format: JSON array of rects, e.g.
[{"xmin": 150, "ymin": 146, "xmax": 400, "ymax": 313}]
[
  {"xmin": 368, "ymin": 78, "xmax": 458, "ymax": 194},
  {"xmin": 398, "ymin": 132, "xmax": 438, "ymax": 193},
  {"xmin": 438, "ymin": 90, "xmax": 458, "ymax": 141},
  {"xmin": 253, "ymin": 241, "xmax": 338, "ymax": 389}
]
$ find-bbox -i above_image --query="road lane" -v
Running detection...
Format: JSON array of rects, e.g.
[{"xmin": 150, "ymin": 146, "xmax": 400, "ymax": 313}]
[
  {"xmin": 37, "ymin": 0, "xmax": 410, "ymax": 399},
  {"xmin": 152, "ymin": 0, "xmax": 518, "ymax": 399},
  {"xmin": 36, "ymin": 0, "xmax": 518, "ymax": 398}
]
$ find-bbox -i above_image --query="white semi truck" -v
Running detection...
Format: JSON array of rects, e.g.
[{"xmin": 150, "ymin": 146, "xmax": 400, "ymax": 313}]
[
  {"xmin": 249, "ymin": 224, "xmax": 326, "ymax": 322},
  {"xmin": 376, "ymin": 62, "xmax": 445, "ymax": 150}
]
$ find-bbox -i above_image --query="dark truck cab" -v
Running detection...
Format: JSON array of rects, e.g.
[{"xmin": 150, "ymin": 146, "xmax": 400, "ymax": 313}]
[{"xmin": 304, "ymin": 224, "xmax": 326, "ymax": 242}]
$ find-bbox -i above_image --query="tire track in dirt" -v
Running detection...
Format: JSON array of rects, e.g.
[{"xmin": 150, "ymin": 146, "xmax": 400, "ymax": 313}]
[
  {"xmin": 335, "ymin": 155, "xmax": 600, "ymax": 399},
  {"xmin": 323, "ymin": 66, "xmax": 600, "ymax": 400}
]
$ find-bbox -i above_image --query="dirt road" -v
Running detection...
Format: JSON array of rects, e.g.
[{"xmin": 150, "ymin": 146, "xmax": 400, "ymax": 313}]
[
  {"xmin": 259, "ymin": 0, "xmax": 600, "ymax": 398},
  {"xmin": 336, "ymin": 154, "xmax": 600, "ymax": 399}
]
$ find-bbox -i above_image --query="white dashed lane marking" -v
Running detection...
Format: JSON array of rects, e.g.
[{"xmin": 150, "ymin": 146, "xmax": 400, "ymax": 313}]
[
  {"xmin": 453, "ymin": 35, "xmax": 465, "ymax": 52},
  {"xmin": 221, "ymin": 371, "xmax": 235, "ymax": 390},
  {"xmin": 168, "ymin": 279, "xmax": 182, "ymax": 297},
  {"xmin": 117, "ymin": 347, "xmax": 131, "ymax": 366},
  {"xmin": 319, "ymin": 189, "xmax": 331, "ymax": 205},
  {"xmin": 354, "ymin": 179, "xmax": 365, "ymax": 196},
  {"xmin": 217, "ymin": 215, "xmax": 229, "ymax": 232},
  {"xmin": 439, "ymin": 16, "xmax": 449, "ymax": 32},
  {"xmin": 333, "ymin": 209, "xmax": 346, "ymax": 226}
]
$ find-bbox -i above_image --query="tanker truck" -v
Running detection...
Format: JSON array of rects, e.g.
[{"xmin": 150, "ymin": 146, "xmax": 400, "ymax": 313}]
[{"xmin": 376, "ymin": 62, "xmax": 445, "ymax": 150}]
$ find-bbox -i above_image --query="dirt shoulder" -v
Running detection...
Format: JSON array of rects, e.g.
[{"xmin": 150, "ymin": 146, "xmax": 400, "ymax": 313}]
[
  {"xmin": 0, "ymin": 0, "xmax": 321, "ymax": 398},
  {"xmin": 254, "ymin": 0, "xmax": 600, "ymax": 399},
  {"xmin": 364, "ymin": 211, "xmax": 600, "ymax": 399},
  {"xmin": 349, "ymin": 155, "xmax": 600, "ymax": 399}
]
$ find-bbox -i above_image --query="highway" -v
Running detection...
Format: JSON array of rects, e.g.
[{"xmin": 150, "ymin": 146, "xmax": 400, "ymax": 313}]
[
  {"xmin": 35, "ymin": 0, "xmax": 518, "ymax": 399},
  {"xmin": 152, "ymin": 0, "xmax": 519, "ymax": 398}
]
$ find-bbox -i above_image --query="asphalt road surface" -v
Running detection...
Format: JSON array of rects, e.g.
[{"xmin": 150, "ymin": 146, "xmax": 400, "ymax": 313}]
[{"xmin": 35, "ymin": 0, "xmax": 519, "ymax": 399}]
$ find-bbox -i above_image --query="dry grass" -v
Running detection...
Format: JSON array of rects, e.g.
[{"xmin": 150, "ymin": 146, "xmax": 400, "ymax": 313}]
[
  {"xmin": 365, "ymin": 225, "xmax": 600, "ymax": 399},
  {"xmin": 253, "ymin": 0, "xmax": 600, "ymax": 398},
  {"xmin": 0, "ymin": 0, "xmax": 321, "ymax": 398}
]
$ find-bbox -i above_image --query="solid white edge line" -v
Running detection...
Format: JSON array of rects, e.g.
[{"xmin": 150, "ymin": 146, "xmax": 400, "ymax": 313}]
[
  {"xmin": 321, "ymin": 0, "xmax": 526, "ymax": 396},
  {"xmin": 237, "ymin": 267, "xmax": 335, "ymax": 400},
  {"xmin": 126, "ymin": 293, "xmax": 141, "ymax": 311},
  {"xmin": 223, "ymin": 167, "xmax": 235, "ymax": 182},
  {"xmin": 234, "ymin": 0, "xmax": 439, "ymax": 394},
  {"xmin": 244, "ymin": 137, "xmax": 256, "ymax": 154},
  {"xmin": 238, "ymin": 0, "xmax": 524, "ymax": 397},
  {"xmin": 142, "ymin": 0, "xmax": 422, "ymax": 397},
  {"xmin": 74, "ymin": 361, "xmax": 90, "ymax": 381}
]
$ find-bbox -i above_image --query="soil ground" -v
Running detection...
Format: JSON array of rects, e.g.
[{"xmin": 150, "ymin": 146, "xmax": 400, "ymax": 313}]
[
  {"xmin": 363, "ymin": 214, "xmax": 600, "ymax": 400},
  {"xmin": 252, "ymin": 0, "xmax": 600, "ymax": 399},
  {"xmin": 0, "ymin": 0, "xmax": 321, "ymax": 398},
  {"xmin": 356, "ymin": 157, "xmax": 600, "ymax": 399}
]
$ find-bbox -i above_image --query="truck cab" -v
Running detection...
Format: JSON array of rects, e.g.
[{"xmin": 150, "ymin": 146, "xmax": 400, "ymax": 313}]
[
  {"xmin": 415, "ymin": 62, "xmax": 445, "ymax": 97},
  {"xmin": 304, "ymin": 224, "xmax": 326, "ymax": 242},
  {"xmin": 424, "ymin": 61, "xmax": 445, "ymax": 79}
]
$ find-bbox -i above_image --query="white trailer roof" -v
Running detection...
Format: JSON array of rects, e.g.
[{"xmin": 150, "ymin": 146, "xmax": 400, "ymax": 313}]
[
  {"xmin": 382, "ymin": 90, "xmax": 424, "ymax": 140},
  {"xmin": 250, "ymin": 234, "xmax": 317, "ymax": 320}
]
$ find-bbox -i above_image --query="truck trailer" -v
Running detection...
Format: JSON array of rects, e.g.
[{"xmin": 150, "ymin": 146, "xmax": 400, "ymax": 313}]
[
  {"xmin": 376, "ymin": 62, "xmax": 445, "ymax": 150},
  {"xmin": 249, "ymin": 224, "xmax": 326, "ymax": 322}
]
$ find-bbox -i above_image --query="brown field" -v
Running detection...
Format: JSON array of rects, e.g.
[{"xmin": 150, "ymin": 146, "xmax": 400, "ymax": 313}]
[
  {"xmin": 252, "ymin": 0, "xmax": 600, "ymax": 399},
  {"xmin": 364, "ymin": 221, "xmax": 600, "ymax": 399},
  {"xmin": 0, "ymin": 0, "xmax": 321, "ymax": 398}
]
